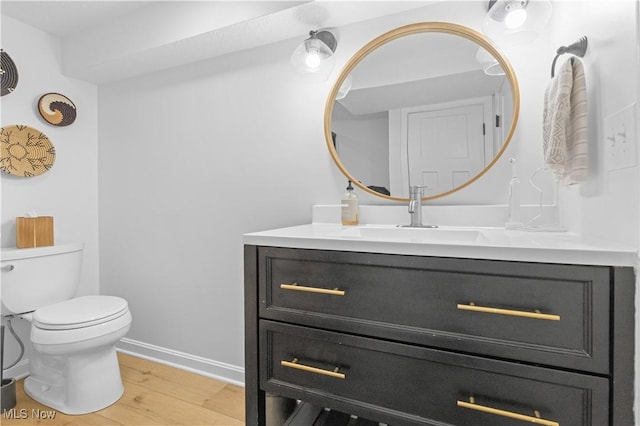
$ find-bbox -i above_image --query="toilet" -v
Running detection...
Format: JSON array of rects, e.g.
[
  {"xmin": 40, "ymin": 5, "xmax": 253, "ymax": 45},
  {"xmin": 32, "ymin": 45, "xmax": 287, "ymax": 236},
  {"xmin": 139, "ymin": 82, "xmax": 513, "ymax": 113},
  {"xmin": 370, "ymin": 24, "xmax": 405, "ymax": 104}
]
[{"xmin": 0, "ymin": 243, "xmax": 132, "ymax": 415}]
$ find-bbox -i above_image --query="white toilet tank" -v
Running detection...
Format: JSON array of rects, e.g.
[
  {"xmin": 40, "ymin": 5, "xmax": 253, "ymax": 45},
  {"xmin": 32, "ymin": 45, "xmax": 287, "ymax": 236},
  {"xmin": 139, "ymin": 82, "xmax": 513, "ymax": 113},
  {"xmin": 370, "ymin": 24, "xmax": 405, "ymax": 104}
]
[{"xmin": 1, "ymin": 243, "xmax": 83, "ymax": 315}]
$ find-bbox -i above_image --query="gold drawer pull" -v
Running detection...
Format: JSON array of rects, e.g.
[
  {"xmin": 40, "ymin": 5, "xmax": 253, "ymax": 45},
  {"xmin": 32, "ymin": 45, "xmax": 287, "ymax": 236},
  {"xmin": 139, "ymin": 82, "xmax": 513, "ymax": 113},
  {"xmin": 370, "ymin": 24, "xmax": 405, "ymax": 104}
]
[
  {"xmin": 457, "ymin": 398, "xmax": 559, "ymax": 426},
  {"xmin": 457, "ymin": 303, "xmax": 560, "ymax": 321},
  {"xmin": 281, "ymin": 358, "xmax": 346, "ymax": 379},
  {"xmin": 280, "ymin": 283, "xmax": 345, "ymax": 296}
]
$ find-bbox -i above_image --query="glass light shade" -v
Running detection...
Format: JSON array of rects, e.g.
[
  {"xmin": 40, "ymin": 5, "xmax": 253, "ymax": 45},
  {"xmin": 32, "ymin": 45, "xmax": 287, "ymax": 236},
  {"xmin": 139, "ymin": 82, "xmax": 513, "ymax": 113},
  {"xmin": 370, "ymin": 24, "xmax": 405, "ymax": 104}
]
[
  {"xmin": 475, "ymin": 47, "xmax": 506, "ymax": 76},
  {"xmin": 335, "ymin": 74, "xmax": 352, "ymax": 100},
  {"xmin": 483, "ymin": 0, "xmax": 552, "ymax": 48},
  {"xmin": 290, "ymin": 37, "xmax": 336, "ymax": 83}
]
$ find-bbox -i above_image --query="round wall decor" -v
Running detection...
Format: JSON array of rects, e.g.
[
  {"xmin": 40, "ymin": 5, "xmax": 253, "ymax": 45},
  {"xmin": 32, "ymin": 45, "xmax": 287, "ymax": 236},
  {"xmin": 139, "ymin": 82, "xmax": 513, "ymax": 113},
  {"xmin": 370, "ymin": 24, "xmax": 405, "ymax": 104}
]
[
  {"xmin": 0, "ymin": 125, "xmax": 56, "ymax": 177},
  {"xmin": 38, "ymin": 93, "xmax": 77, "ymax": 126},
  {"xmin": 1, "ymin": 49, "xmax": 19, "ymax": 96}
]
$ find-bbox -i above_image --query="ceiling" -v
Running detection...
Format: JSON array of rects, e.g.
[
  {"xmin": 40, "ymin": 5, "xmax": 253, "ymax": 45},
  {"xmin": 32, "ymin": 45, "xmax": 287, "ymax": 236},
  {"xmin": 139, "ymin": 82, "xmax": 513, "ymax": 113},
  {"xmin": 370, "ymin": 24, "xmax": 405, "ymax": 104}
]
[
  {"xmin": 1, "ymin": 1, "xmax": 156, "ymax": 38},
  {"xmin": 1, "ymin": 1, "xmax": 438, "ymax": 84}
]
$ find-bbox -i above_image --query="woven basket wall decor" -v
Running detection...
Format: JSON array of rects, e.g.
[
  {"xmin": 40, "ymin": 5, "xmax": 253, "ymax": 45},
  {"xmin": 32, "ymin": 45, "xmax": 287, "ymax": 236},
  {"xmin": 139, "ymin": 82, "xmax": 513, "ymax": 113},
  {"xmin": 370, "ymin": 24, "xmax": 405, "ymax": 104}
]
[
  {"xmin": 38, "ymin": 93, "xmax": 77, "ymax": 126},
  {"xmin": 0, "ymin": 49, "xmax": 18, "ymax": 96},
  {"xmin": 0, "ymin": 125, "xmax": 56, "ymax": 177}
]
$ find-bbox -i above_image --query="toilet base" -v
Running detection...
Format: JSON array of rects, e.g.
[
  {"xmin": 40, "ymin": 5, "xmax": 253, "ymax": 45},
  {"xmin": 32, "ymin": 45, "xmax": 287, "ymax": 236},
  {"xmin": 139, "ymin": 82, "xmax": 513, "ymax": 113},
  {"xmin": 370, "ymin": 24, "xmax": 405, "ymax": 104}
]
[{"xmin": 24, "ymin": 345, "xmax": 124, "ymax": 415}]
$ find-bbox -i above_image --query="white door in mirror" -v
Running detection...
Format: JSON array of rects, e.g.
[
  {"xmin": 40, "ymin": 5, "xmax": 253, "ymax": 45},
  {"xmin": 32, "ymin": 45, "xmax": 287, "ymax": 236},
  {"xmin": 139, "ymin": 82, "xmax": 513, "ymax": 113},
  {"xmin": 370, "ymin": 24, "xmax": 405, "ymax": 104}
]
[{"xmin": 407, "ymin": 103, "xmax": 486, "ymax": 195}]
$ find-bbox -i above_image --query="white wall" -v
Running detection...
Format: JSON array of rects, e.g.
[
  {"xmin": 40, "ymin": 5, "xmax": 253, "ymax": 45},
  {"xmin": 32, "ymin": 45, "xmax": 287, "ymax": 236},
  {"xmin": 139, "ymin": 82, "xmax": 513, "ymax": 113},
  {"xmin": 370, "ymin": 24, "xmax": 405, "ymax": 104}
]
[
  {"xmin": 550, "ymin": 1, "xmax": 639, "ymax": 246},
  {"xmin": 97, "ymin": 38, "xmax": 339, "ymax": 381},
  {"xmin": 333, "ymin": 112, "xmax": 390, "ymax": 191},
  {"xmin": 0, "ymin": 16, "xmax": 100, "ymax": 371}
]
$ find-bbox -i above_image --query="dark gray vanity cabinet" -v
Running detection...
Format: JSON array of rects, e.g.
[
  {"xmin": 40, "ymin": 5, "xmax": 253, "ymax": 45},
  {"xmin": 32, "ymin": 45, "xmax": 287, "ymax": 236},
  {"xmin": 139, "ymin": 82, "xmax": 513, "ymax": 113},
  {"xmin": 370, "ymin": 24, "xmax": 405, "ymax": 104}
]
[{"xmin": 244, "ymin": 245, "xmax": 635, "ymax": 426}]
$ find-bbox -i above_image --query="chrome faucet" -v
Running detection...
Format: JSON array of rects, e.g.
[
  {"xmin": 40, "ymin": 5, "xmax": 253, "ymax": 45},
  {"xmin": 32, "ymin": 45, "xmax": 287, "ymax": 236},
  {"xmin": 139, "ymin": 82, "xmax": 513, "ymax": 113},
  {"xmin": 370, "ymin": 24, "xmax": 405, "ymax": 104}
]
[{"xmin": 403, "ymin": 185, "xmax": 437, "ymax": 228}]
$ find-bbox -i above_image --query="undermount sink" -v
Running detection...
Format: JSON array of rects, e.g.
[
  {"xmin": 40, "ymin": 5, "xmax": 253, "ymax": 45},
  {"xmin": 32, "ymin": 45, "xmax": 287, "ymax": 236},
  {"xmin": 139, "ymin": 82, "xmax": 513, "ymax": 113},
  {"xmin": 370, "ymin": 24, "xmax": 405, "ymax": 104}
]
[{"xmin": 336, "ymin": 225, "xmax": 487, "ymax": 243}]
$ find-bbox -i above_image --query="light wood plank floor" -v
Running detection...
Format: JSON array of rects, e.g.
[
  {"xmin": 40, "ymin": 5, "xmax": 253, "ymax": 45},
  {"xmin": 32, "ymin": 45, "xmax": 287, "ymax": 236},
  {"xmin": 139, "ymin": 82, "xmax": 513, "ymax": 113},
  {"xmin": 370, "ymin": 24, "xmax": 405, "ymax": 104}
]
[{"xmin": 1, "ymin": 352, "xmax": 245, "ymax": 425}]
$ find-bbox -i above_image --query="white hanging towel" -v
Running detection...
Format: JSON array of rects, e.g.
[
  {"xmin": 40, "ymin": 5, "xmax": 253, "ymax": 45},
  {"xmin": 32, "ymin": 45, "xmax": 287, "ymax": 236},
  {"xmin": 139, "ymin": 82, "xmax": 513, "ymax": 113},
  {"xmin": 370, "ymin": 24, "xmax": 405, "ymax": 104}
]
[{"xmin": 542, "ymin": 57, "xmax": 588, "ymax": 185}]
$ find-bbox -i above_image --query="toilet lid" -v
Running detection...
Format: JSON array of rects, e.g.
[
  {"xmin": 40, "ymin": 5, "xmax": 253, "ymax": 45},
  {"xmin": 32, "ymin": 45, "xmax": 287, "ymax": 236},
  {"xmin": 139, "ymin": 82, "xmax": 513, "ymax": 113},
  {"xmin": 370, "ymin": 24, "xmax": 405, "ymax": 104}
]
[{"xmin": 33, "ymin": 295, "xmax": 129, "ymax": 330}]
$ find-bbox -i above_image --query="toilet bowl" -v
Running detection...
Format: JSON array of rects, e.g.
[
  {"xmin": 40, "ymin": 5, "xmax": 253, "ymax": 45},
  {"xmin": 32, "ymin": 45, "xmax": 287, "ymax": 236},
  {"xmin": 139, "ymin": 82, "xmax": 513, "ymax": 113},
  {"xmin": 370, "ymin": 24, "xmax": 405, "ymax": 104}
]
[
  {"xmin": 1, "ymin": 244, "xmax": 132, "ymax": 414},
  {"xmin": 23, "ymin": 296, "xmax": 132, "ymax": 414}
]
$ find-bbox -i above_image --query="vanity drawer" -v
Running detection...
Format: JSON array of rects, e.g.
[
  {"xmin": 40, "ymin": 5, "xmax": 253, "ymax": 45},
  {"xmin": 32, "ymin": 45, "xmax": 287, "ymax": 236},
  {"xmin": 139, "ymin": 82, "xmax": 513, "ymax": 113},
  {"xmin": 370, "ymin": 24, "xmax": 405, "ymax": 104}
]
[
  {"xmin": 258, "ymin": 247, "xmax": 610, "ymax": 373},
  {"xmin": 260, "ymin": 320, "xmax": 609, "ymax": 426}
]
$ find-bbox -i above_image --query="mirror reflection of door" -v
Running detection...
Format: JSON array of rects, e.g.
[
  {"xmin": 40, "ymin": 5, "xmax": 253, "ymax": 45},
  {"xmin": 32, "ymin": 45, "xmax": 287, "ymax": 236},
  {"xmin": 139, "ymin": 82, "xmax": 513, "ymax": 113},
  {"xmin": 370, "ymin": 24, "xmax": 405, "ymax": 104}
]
[
  {"xmin": 405, "ymin": 98, "xmax": 492, "ymax": 196},
  {"xmin": 389, "ymin": 96, "xmax": 495, "ymax": 197}
]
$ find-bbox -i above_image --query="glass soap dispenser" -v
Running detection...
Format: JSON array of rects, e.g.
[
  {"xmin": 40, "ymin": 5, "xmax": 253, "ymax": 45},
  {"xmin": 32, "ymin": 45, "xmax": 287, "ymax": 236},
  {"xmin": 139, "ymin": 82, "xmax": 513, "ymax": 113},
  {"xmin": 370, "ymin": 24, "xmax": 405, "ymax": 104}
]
[{"xmin": 341, "ymin": 180, "xmax": 359, "ymax": 226}]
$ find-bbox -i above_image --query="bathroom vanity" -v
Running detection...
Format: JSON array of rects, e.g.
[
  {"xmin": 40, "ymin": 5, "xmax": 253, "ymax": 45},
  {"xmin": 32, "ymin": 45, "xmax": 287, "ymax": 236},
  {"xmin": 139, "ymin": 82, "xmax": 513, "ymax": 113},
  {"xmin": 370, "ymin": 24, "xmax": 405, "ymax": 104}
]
[{"xmin": 244, "ymin": 224, "xmax": 636, "ymax": 426}]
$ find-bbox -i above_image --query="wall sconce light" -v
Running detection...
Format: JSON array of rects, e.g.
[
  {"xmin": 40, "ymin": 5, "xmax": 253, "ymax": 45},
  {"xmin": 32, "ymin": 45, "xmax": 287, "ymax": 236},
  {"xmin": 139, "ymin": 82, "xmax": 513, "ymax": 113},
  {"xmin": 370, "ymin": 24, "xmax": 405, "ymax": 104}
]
[
  {"xmin": 290, "ymin": 30, "xmax": 337, "ymax": 82},
  {"xmin": 483, "ymin": 0, "xmax": 552, "ymax": 47}
]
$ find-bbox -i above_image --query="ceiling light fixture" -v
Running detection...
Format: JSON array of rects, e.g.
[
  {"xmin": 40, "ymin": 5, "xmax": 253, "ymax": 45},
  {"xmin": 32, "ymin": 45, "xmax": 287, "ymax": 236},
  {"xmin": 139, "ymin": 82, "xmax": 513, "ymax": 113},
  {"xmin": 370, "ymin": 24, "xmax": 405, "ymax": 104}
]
[
  {"xmin": 290, "ymin": 30, "xmax": 337, "ymax": 82},
  {"xmin": 483, "ymin": 0, "xmax": 551, "ymax": 47}
]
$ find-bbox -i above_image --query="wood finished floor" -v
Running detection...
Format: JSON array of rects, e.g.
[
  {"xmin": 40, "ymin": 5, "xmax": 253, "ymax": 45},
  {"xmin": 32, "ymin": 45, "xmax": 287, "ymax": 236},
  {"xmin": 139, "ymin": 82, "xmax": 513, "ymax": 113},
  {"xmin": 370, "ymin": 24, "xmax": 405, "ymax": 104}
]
[{"xmin": 1, "ymin": 352, "xmax": 245, "ymax": 425}]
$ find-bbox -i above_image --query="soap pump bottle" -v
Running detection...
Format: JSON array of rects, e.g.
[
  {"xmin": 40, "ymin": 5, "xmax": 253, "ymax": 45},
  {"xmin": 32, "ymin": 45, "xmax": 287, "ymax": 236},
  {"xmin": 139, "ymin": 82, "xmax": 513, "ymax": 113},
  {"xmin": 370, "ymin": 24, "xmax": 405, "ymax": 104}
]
[
  {"xmin": 341, "ymin": 180, "xmax": 359, "ymax": 226},
  {"xmin": 505, "ymin": 158, "xmax": 523, "ymax": 230}
]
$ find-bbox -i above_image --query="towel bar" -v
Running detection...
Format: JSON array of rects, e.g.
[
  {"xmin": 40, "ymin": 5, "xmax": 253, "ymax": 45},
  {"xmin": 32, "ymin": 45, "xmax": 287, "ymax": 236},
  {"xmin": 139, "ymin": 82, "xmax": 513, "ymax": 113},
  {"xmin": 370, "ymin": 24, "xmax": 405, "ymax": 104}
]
[{"xmin": 551, "ymin": 36, "xmax": 588, "ymax": 77}]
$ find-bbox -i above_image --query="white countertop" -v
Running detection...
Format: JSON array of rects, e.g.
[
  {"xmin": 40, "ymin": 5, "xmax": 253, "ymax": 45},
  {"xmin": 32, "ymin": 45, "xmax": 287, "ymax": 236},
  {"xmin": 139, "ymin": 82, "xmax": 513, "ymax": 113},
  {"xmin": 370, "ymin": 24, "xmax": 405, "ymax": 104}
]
[{"xmin": 243, "ymin": 223, "xmax": 638, "ymax": 267}]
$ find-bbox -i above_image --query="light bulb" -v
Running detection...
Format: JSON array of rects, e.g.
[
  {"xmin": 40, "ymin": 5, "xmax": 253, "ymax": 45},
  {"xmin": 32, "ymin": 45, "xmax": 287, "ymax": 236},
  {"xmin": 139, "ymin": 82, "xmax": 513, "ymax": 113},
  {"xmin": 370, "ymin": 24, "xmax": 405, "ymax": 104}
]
[
  {"xmin": 504, "ymin": 7, "xmax": 527, "ymax": 29},
  {"xmin": 305, "ymin": 49, "xmax": 321, "ymax": 69},
  {"xmin": 290, "ymin": 30, "xmax": 336, "ymax": 82}
]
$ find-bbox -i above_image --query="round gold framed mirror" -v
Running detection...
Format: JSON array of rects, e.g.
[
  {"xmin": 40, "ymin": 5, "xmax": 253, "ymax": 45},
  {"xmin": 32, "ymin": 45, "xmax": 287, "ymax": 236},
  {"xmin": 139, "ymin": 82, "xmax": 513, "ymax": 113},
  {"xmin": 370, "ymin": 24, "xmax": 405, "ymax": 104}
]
[{"xmin": 325, "ymin": 22, "xmax": 520, "ymax": 202}]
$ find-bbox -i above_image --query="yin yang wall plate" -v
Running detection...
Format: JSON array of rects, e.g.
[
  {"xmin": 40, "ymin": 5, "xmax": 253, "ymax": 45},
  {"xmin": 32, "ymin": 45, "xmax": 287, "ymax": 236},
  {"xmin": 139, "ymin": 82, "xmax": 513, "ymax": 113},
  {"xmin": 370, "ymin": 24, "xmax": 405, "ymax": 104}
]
[
  {"xmin": 38, "ymin": 92, "xmax": 77, "ymax": 126},
  {"xmin": 1, "ymin": 49, "xmax": 19, "ymax": 96},
  {"xmin": 0, "ymin": 125, "xmax": 56, "ymax": 177}
]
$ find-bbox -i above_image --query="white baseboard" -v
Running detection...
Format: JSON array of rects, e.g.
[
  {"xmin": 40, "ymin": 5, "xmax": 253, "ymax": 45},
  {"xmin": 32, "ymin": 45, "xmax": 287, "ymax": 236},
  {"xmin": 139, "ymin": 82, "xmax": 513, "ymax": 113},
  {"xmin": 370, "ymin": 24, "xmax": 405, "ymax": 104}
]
[
  {"xmin": 116, "ymin": 338, "xmax": 245, "ymax": 387},
  {"xmin": 1, "ymin": 339, "xmax": 244, "ymax": 388}
]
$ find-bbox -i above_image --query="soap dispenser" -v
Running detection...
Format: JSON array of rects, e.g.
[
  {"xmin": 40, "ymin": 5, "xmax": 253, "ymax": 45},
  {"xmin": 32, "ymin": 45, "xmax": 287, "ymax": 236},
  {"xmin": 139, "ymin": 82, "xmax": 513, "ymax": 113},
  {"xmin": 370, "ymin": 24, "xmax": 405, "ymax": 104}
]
[
  {"xmin": 505, "ymin": 158, "xmax": 523, "ymax": 229},
  {"xmin": 341, "ymin": 180, "xmax": 359, "ymax": 226}
]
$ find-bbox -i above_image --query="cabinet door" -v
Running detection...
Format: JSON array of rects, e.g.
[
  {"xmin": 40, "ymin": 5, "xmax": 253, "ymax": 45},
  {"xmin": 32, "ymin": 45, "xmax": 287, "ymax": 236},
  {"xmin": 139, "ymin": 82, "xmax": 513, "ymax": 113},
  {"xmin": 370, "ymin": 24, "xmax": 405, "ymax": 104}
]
[
  {"xmin": 259, "ymin": 247, "xmax": 610, "ymax": 374},
  {"xmin": 261, "ymin": 320, "xmax": 609, "ymax": 426}
]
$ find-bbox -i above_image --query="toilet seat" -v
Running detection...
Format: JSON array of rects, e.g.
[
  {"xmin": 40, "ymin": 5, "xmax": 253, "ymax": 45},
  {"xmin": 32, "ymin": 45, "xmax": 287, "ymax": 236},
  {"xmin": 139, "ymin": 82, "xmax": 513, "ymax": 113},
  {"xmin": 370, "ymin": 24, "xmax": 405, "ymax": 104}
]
[
  {"xmin": 33, "ymin": 295, "xmax": 128, "ymax": 330},
  {"xmin": 30, "ymin": 297, "xmax": 132, "ymax": 347}
]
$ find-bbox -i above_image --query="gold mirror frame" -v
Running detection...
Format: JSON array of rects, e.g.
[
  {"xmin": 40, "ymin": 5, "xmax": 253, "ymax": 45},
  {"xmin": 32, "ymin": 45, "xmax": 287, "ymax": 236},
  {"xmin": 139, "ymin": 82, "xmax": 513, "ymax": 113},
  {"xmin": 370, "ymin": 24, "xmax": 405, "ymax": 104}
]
[{"xmin": 324, "ymin": 22, "xmax": 520, "ymax": 202}]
